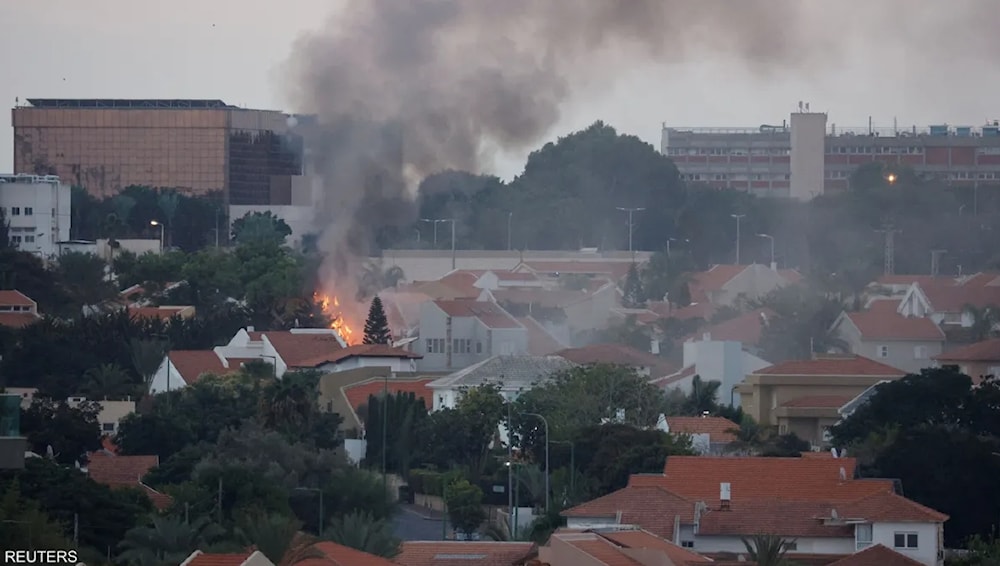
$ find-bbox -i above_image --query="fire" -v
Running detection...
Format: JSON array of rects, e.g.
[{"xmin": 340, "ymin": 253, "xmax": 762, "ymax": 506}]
[{"xmin": 313, "ymin": 292, "xmax": 358, "ymax": 345}]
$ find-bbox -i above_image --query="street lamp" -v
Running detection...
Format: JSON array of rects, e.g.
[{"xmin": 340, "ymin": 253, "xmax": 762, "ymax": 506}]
[
  {"xmin": 730, "ymin": 214, "xmax": 745, "ymax": 265},
  {"xmin": 149, "ymin": 220, "xmax": 164, "ymax": 254},
  {"xmin": 420, "ymin": 218, "xmax": 457, "ymax": 269},
  {"xmin": 756, "ymin": 233, "xmax": 775, "ymax": 268},
  {"xmin": 521, "ymin": 412, "xmax": 550, "ymax": 513},
  {"xmin": 616, "ymin": 207, "xmax": 646, "ymax": 255},
  {"xmin": 507, "ymin": 211, "xmax": 513, "ymax": 251},
  {"xmin": 294, "ymin": 487, "xmax": 324, "ymax": 534}
]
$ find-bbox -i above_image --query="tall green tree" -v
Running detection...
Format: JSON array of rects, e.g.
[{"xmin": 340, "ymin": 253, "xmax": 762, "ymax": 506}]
[
  {"xmin": 444, "ymin": 479, "xmax": 486, "ymax": 535},
  {"xmin": 363, "ymin": 296, "xmax": 392, "ymax": 345},
  {"xmin": 117, "ymin": 516, "xmax": 230, "ymax": 566},
  {"xmin": 622, "ymin": 263, "xmax": 646, "ymax": 308},
  {"xmin": 362, "ymin": 391, "xmax": 428, "ymax": 474},
  {"xmin": 19, "ymin": 398, "xmax": 102, "ymax": 465},
  {"xmin": 231, "ymin": 211, "xmax": 292, "ymax": 248},
  {"xmin": 0, "ymin": 480, "xmax": 73, "ymax": 550}
]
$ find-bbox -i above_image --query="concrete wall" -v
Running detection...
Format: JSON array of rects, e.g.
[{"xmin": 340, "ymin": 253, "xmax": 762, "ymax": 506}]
[
  {"xmin": 0, "ymin": 175, "xmax": 71, "ymax": 258},
  {"xmin": 790, "ymin": 111, "xmax": 828, "ymax": 200},
  {"xmin": 871, "ymin": 521, "xmax": 940, "ymax": 566},
  {"xmin": 694, "ymin": 534, "xmax": 852, "ymax": 556}
]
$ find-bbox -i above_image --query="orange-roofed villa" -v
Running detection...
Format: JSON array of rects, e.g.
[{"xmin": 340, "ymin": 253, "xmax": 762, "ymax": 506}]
[{"xmin": 561, "ymin": 456, "xmax": 947, "ymax": 566}]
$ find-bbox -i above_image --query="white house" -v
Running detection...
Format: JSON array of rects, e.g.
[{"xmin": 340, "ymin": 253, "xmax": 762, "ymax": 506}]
[
  {"xmin": 427, "ymin": 355, "xmax": 577, "ymax": 411},
  {"xmin": 562, "ymin": 456, "xmax": 947, "ymax": 566},
  {"xmin": 414, "ymin": 299, "xmax": 528, "ymax": 371},
  {"xmin": 0, "ymin": 174, "xmax": 71, "ymax": 258},
  {"xmin": 653, "ymin": 336, "xmax": 770, "ymax": 407}
]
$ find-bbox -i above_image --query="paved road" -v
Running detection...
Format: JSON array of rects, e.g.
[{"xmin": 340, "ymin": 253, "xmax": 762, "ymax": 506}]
[{"xmin": 392, "ymin": 504, "xmax": 451, "ymax": 541}]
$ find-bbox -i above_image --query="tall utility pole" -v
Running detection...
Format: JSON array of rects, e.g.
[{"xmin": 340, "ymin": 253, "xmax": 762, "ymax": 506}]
[
  {"xmin": 731, "ymin": 214, "xmax": 745, "ymax": 265},
  {"xmin": 877, "ymin": 224, "xmax": 901, "ymax": 276},
  {"xmin": 507, "ymin": 212, "xmax": 513, "ymax": 251},
  {"xmin": 930, "ymin": 249, "xmax": 947, "ymax": 277},
  {"xmin": 615, "ymin": 207, "xmax": 646, "ymax": 255}
]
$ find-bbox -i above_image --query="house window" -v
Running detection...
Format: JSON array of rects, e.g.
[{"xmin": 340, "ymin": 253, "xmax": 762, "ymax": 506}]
[
  {"xmin": 102, "ymin": 422, "xmax": 115, "ymax": 432},
  {"xmin": 877, "ymin": 345, "xmax": 889, "ymax": 358},
  {"xmin": 784, "ymin": 541, "xmax": 798, "ymax": 550},
  {"xmin": 24, "ymin": 207, "xmax": 33, "ymax": 216},
  {"xmin": 425, "ymin": 338, "xmax": 446, "ymax": 354},
  {"xmin": 894, "ymin": 532, "xmax": 918, "ymax": 549},
  {"xmin": 453, "ymin": 338, "xmax": 473, "ymax": 354},
  {"xmin": 681, "ymin": 541, "xmax": 694, "ymax": 548},
  {"xmin": 24, "ymin": 235, "xmax": 34, "ymax": 243},
  {"xmin": 914, "ymin": 345, "xmax": 928, "ymax": 359},
  {"xmin": 856, "ymin": 524, "xmax": 873, "ymax": 551},
  {"xmin": 10, "ymin": 207, "xmax": 20, "ymax": 216}
]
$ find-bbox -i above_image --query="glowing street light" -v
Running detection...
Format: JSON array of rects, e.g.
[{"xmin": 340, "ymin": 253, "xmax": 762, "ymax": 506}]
[{"xmin": 149, "ymin": 220, "xmax": 164, "ymax": 253}]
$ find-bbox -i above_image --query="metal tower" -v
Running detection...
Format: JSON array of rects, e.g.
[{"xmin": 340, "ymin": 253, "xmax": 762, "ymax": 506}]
[{"xmin": 877, "ymin": 224, "xmax": 901, "ymax": 276}]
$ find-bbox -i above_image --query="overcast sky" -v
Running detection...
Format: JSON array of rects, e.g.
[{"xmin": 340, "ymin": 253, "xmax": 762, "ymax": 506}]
[{"xmin": 2, "ymin": 1, "xmax": 997, "ymax": 181}]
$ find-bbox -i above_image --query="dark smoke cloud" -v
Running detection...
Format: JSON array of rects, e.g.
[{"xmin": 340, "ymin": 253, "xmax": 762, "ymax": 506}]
[{"xmin": 285, "ymin": 0, "xmax": 997, "ymax": 298}]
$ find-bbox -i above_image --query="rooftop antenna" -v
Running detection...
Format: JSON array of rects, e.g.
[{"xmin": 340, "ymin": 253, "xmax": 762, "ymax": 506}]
[
  {"xmin": 805, "ymin": 102, "xmax": 810, "ymax": 112},
  {"xmin": 876, "ymin": 221, "xmax": 901, "ymax": 276}
]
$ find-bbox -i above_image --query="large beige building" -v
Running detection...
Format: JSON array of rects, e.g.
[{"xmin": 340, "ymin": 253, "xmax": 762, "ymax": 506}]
[{"xmin": 12, "ymin": 98, "xmax": 303, "ymax": 204}]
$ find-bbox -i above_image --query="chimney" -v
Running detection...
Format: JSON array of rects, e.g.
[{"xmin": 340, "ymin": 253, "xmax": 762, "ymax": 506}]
[
  {"xmin": 650, "ymin": 338, "xmax": 660, "ymax": 355},
  {"xmin": 720, "ymin": 482, "xmax": 731, "ymax": 510},
  {"xmin": 770, "ymin": 261, "xmax": 777, "ymax": 271},
  {"xmin": 246, "ymin": 326, "xmax": 255, "ymax": 333}
]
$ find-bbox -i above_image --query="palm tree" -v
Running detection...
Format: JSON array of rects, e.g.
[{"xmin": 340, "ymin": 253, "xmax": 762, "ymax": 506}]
[
  {"xmin": 741, "ymin": 534, "xmax": 796, "ymax": 566},
  {"xmin": 234, "ymin": 513, "xmax": 322, "ymax": 566},
  {"xmin": 117, "ymin": 516, "xmax": 228, "ymax": 566},
  {"xmin": 130, "ymin": 337, "xmax": 170, "ymax": 393},
  {"xmin": 685, "ymin": 375, "xmax": 721, "ymax": 415},
  {"xmin": 357, "ymin": 260, "xmax": 406, "ymax": 299},
  {"xmin": 258, "ymin": 374, "xmax": 316, "ymax": 432},
  {"xmin": 82, "ymin": 363, "xmax": 133, "ymax": 399},
  {"xmin": 321, "ymin": 511, "xmax": 400, "ymax": 558}
]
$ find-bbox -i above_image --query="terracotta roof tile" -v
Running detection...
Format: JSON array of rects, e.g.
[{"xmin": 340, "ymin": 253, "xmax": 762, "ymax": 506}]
[
  {"xmin": 519, "ymin": 261, "xmax": 634, "ymax": 280},
  {"xmin": 935, "ymin": 337, "xmax": 1000, "ymax": 362},
  {"xmin": 781, "ymin": 395, "xmax": 854, "ymax": 408},
  {"xmin": 826, "ymin": 544, "xmax": 926, "ymax": 566},
  {"xmin": 697, "ymin": 499, "xmax": 854, "ymax": 538},
  {"xmin": 688, "ymin": 308, "xmax": 773, "ymax": 345},
  {"xmin": 395, "ymin": 541, "xmax": 536, "ymax": 566},
  {"xmin": 432, "ymin": 300, "xmax": 522, "ymax": 329},
  {"xmin": 756, "ymin": 355, "xmax": 906, "ymax": 377},
  {"xmin": 343, "ymin": 377, "xmax": 434, "ymax": 413},
  {"xmin": 517, "ymin": 317, "xmax": 565, "ymax": 356},
  {"xmin": 312, "ymin": 541, "xmax": 396, "ymax": 566},
  {"xmin": 921, "ymin": 284, "xmax": 1000, "ymax": 313},
  {"xmin": 665, "ymin": 416, "xmax": 739, "ymax": 443},
  {"xmin": 263, "ymin": 331, "xmax": 346, "ymax": 367},
  {"xmin": 436, "ymin": 271, "xmax": 482, "ymax": 298},
  {"xmin": 865, "ymin": 298, "xmax": 902, "ymax": 314},
  {"xmin": 185, "ymin": 551, "xmax": 255, "ymax": 566},
  {"xmin": 140, "ymin": 482, "xmax": 174, "ymax": 511},
  {"xmin": 0, "ymin": 290, "xmax": 35, "ymax": 306},
  {"xmin": 656, "ymin": 456, "xmax": 896, "ymax": 503},
  {"xmin": 841, "ymin": 491, "xmax": 948, "ymax": 522},
  {"xmin": 556, "ymin": 344, "xmax": 676, "ymax": 376},
  {"xmin": 168, "ymin": 350, "xmax": 232, "ymax": 384},
  {"xmin": 0, "ymin": 312, "xmax": 41, "ymax": 328},
  {"xmin": 687, "ymin": 265, "xmax": 748, "ymax": 303},
  {"xmin": 844, "ymin": 311, "xmax": 945, "ymax": 342},
  {"xmin": 565, "ymin": 537, "xmax": 644, "ymax": 566},
  {"xmin": 561, "ymin": 486, "xmax": 695, "ymax": 539},
  {"xmin": 86, "ymin": 452, "xmax": 159, "ymax": 486},
  {"xmin": 596, "ymin": 529, "xmax": 711, "ymax": 564}
]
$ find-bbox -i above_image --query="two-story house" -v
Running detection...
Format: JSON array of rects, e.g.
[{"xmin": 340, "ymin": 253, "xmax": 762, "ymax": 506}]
[
  {"xmin": 830, "ymin": 304, "xmax": 946, "ymax": 373},
  {"xmin": 562, "ymin": 456, "xmax": 947, "ymax": 566},
  {"xmin": 427, "ymin": 354, "xmax": 576, "ymax": 411},
  {"xmin": 0, "ymin": 290, "xmax": 41, "ymax": 328},
  {"xmin": 415, "ymin": 299, "xmax": 527, "ymax": 371},
  {"xmin": 933, "ymin": 337, "xmax": 1000, "ymax": 385},
  {"xmin": 688, "ymin": 264, "xmax": 802, "ymax": 308},
  {"xmin": 736, "ymin": 354, "xmax": 906, "ymax": 446}
]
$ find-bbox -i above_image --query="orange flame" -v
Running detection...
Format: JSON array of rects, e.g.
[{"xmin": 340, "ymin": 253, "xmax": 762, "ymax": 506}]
[{"xmin": 313, "ymin": 292, "xmax": 358, "ymax": 345}]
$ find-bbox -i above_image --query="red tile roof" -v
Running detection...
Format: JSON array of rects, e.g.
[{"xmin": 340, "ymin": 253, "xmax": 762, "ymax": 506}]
[
  {"xmin": 865, "ymin": 298, "xmax": 902, "ymax": 314},
  {"xmin": 168, "ymin": 350, "xmax": 234, "ymax": 384},
  {"xmin": 697, "ymin": 499, "xmax": 854, "ymax": 538},
  {"xmin": 843, "ymin": 311, "xmax": 945, "ymax": 342},
  {"xmin": 0, "ymin": 290, "xmax": 35, "ymax": 307},
  {"xmin": 934, "ymin": 337, "xmax": 1000, "ymax": 362},
  {"xmin": 342, "ymin": 377, "xmax": 434, "ymax": 413},
  {"xmin": 656, "ymin": 456, "xmax": 895, "ymax": 503},
  {"xmin": 921, "ymin": 284, "xmax": 1000, "ymax": 313},
  {"xmin": 185, "ymin": 551, "xmax": 256, "ymax": 566},
  {"xmin": 564, "ymin": 537, "xmax": 644, "ymax": 566},
  {"xmin": 437, "ymin": 271, "xmax": 482, "ymax": 298},
  {"xmin": 562, "ymin": 486, "xmax": 695, "ymax": 539},
  {"xmin": 665, "ymin": 416, "xmax": 739, "ymax": 443},
  {"xmin": 491, "ymin": 288, "xmax": 592, "ymax": 309},
  {"xmin": 649, "ymin": 365, "xmax": 697, "ymax": 388},
  {"xmin": 432, "ymin": 300, "xmax": 522, "ymax": 329},
  {"xmin": 781, "ymin": 395, "xmax": 854, "ymax": 408},
  {"xmin": 876, "ymin": 275, "xmax": 953, "ymax": 288},
  {"xmin": 690, "ymin": 308, "xmax": 773, "ymax": 345},
  {"xmin": 517, "ymin": 317, "xmax": 565, "ymax": 356},
  {"xmin": 0, "ymin": 312, "xmax": 41, "ymax": 328},
  {"xmin": 395, "ymin": 541, "xmax": 536, "ymax": 566},
  {"xmin": 756, "ymin": 355, "xmax": 906, "ymax": 377},
  {"xmin": 262, "ymin": 331, "xmax": 345, "ymax": 367},
  {"xmin": 826, "ymin": 544, "xmax": 926, "ymax": 566},
  {"xmin": 556, "ymin": 344, "xmax": 676, "ymax": 376},
  {"xmin": 596, "ymin": 529, "xmax": 711, "ymax": 564},
  {"xmin": 320, "ymin": 344, "xmax": 422, "ymax": 364},
  {"xmin": 842, "ymin": 491, "xmax": 948, "ymax": 522},
  {"xmin": 312, "ymin": 541, "xmax": 396, "ymax": 566},
  {"xmin": 518, "ymin": 261, "xmax": 634, "ymax": 280},
  {"xmin": 140, "ymin": 482, "xmax": 174, "ymax": 511},
  {"xmin": 86, "ymin": 452, "xmax": 159, "ymax": 486}
]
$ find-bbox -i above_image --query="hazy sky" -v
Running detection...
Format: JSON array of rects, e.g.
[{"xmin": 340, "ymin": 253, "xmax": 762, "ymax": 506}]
[{"xmin": 2, "ymin": 1, "xmax": 998, "ymax": 181}]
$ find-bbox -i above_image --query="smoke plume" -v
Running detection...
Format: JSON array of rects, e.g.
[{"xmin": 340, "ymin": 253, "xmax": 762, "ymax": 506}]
[{"xmin": 285, "ymin": 0, "xmax": 998, "ymax": 300}]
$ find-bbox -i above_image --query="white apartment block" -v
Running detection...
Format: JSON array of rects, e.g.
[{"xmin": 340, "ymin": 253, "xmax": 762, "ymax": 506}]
[{"xmin": 0, "ymin": 174, "xmax": 71, "ymax": 258}]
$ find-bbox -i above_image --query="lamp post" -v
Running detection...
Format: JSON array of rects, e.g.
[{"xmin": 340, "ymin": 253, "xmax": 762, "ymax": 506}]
[
  {"xmin": 149, "ymin": 220, "xmax": 164, "ymax": 254},
  {"xmin": 507, "ymin": 211, "xmax": 513, "ymax": 251},
  {"xmin": 420, "ymin": 218, "xmax": 446, "ymax": 247},
  {"xmin": 294, "ymin": 487, "xmax": 324, "ymax": 534},
  {"xmin": 420, "ymin": 218, "xmax": 457, "ymax": 269},
  {"xmin": 616, "ymin": 207, "xmax": 646, "ymax": 255},
  {"xmin": 549, "ymin": 440, "xmax": 575, "ymax": 499},
  {"xmin": 730, "ymin": 214, "xmax": 745, "ymax": 265},
  {"xmin": 757, "ymin": 233, "xmax": 775, "ymax": 268},
  {"xmin": 521, "ymin": 412, "xmax": 550, "ymax": 513}
]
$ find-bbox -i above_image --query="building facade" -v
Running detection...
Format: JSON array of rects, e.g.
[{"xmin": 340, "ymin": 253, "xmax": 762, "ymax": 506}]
[
  {"xmin": 662, "ymin": 107, "xmax": 1000, "ymax": 199},
  {"xmin": 12, "ymin": 99, "xmax": 303, "ymax": 205},
  {"xmin": 0, "ymin": 174, "xmax": 71, "ymax": 257}
]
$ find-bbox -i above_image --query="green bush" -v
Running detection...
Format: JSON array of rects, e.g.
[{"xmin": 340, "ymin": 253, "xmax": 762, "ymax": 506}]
[{"xmin": 408, "ymin": 469, "xmax": 445, "ymax": 495}]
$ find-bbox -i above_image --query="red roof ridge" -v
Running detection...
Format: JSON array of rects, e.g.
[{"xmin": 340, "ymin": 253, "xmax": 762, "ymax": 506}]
[
  {"xmin": 0, "ymin": 289, "xmax": 35, "ymax": 306},
  {"xmin": 934, "ymin": 337, "xmax": 1000, "ymax": 362},
  {"xmin": 756, "ymin": 355, "xmax": 906, "ymax": 377},
  {"xmin": 826, "ymin": 544, "xmax": 926, "ymax": 566}
]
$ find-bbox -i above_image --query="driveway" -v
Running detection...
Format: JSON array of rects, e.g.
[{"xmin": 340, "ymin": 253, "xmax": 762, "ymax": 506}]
[{"xmin": 392, "ymin": 504, "xmax": 451, "ymax": 541}]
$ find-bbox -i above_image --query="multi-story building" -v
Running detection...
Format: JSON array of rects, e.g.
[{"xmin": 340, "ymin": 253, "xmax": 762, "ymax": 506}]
[
  {"xmin": 12, "ymin": 98, "xmax": 304, "ymax": 205},
  {"xmin": 0, "ymin": 174, "xmax": 71, "ymax": 257},
  {"xmin": 662, "ymin": 105, "xmax": 1000, "ymax": 200}
]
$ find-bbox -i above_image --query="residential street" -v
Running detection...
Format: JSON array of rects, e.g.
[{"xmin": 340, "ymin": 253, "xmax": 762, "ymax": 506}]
[{"xmin": 392, "ymin": 504, "xmax": 450, "ymax": 541}]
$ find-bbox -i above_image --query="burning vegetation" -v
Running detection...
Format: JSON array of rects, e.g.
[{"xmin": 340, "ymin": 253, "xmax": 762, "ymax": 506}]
[{"xmin": 313, "ymin": 292, "xmax": 359, "ymax": 346}]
